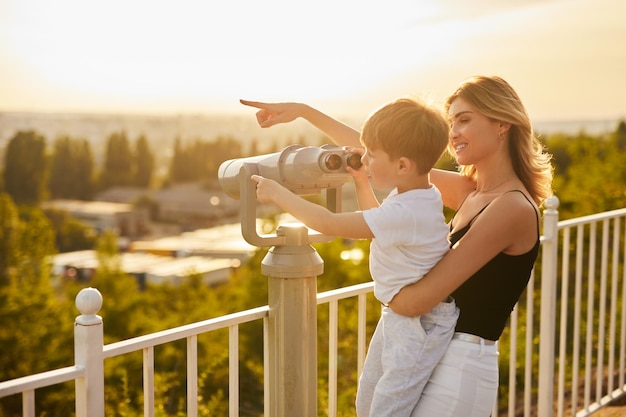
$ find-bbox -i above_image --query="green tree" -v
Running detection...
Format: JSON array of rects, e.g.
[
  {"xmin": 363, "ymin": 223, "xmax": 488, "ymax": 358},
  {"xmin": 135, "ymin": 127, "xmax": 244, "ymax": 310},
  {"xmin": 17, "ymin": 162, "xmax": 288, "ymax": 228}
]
[
  {"xmin": 0, "ymin": 199, "xmax": 74, "ymax": 416},
  {"xmin": 3, "ymin": 130, "xmax": 48, "ymax": 205},
  {"xmin": 133, "ymin": 135, "xmax": 154, "ymax": 187},
  {"xmin": 0, "ymin": 193, "xmax": 19, "ymax": 285},
  {"xmin": 610, "ymin": 119, "xmax": 626, "ymax": 151},
  {"xmin": 547, "ymin": 124, "xmax": 626, "ymax": 218},
  {"xmin": 44, "ymin": 208, "xmax": 97, "ymax": 252},
  {"xmin": 14, "ymin": 207, "xmax": 57, "ymax": 284},
  {"xmin": 49, "ymin": 136, "xmax": 95, "ymax": 200},
  {"xmin": 73, "ymin": 138, "xmax": 95, "ymax": 199},
  {"xmin": 169, "ymin": 136, "xmax": 244, "ymax": 186},
  {"xmin": 48, "ymin": 136, "xmax": 72, "ymax": 198},
  {"xmin": 99, "ymin": 131, "xmax": 133, "ymax": 189},
  {"xmin": 193, "ymin": 140, "xmax": 214, "ymax": 183},
  {"xmin": 169, "ymin": 137, "xmax": 192, "ymax": 183},
  {"xmin": 205, "ymin": 136, "xmax": 243, "ymax": 181}
]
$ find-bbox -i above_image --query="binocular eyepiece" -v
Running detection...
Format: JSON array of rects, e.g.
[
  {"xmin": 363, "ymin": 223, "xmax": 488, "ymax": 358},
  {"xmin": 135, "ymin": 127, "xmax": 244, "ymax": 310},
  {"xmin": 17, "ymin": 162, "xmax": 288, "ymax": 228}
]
[
  {"xmin": 218, "ymin": 144, "xmax": 362, "ymax": 199},
  {"xmin": 322, "ymin": 150, "xmax": 363, "ymax": 172}
]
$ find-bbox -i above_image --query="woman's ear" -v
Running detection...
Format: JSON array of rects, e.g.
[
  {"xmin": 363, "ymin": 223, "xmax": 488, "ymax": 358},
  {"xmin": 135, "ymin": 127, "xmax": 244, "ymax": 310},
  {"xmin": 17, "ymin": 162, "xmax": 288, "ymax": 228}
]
[{"xmin": 499, "ymin": 122, "xmax": 511, "ymax": 137}]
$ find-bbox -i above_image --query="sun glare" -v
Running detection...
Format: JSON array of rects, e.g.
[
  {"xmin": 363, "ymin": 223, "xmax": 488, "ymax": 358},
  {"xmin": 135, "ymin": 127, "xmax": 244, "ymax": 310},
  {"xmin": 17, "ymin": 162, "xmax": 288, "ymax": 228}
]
[
  {"xmin": 3, "ymin": 0, "xmax": 460, "ymax": 114},
  {"xmin": 1, "ymin": 0, "xmax": 625, "ymax": 119}
]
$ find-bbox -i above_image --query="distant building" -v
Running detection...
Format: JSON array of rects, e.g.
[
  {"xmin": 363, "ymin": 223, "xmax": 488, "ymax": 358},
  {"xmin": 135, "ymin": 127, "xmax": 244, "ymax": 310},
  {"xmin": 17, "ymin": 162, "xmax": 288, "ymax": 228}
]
[
  {"xmin": 42, "ymin": 199, "xmax": 150, "ymax": 238},
  {"xmin": 130, "ymin": 223, "xmax": 257, "ymax": 261},
  {"xmin": 95, "ymin": 183, "xmax": 240, "ymax": 229},
  {"xmin": 51, "ymin": 222, "xmax": 258, "ymax": 288},
  {"xmin": 153, "ymin": 183, "xmax": 238, "ymax": 228},
  {"xmin": 52, "ymin": 250, "xmax": 241, "ymax": 288}
]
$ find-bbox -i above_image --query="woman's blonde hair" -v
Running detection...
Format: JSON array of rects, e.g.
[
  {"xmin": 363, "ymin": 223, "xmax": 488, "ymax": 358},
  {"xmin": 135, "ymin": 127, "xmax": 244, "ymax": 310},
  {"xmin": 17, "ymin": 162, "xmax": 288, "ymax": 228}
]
[
  {"xmin": 361, "ymin": 97, "xmax": 449, "ymax": 175},
  {"xmin": 445, "ymin": 76, "xmax": 554, "ymax": 206}
]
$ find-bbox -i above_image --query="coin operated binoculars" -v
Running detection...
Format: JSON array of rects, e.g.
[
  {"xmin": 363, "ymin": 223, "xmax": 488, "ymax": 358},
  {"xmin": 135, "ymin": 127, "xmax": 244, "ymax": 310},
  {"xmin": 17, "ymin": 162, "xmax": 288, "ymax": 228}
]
[
  {"xmin": 218, "ymin": 144, "xmax": 362, "ymax": 247},
  {"xmin": 219, "ymin": 144, "xmax": 362, "ymax": 416}
]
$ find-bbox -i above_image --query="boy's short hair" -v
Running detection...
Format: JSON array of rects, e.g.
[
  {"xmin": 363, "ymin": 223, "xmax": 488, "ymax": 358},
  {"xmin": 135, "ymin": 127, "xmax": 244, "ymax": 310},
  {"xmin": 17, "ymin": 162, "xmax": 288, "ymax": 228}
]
[{"xmin": 361, "ymin": 98, "xmax": 449, "ymax": 175}]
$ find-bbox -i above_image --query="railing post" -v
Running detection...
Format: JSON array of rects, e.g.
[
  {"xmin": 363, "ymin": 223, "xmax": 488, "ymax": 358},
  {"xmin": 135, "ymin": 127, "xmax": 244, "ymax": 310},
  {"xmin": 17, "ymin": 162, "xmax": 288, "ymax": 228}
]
[
  {"xmin": 538, "ymin": 196, "xmax": 560, "ymax": 417},
  {"xmin": 262, "ymin": 224, "xmax": 324, "ymax": 417},
  {"xmin": 74, "ymin": 287, "xmax": 105, "ymax": 417}
]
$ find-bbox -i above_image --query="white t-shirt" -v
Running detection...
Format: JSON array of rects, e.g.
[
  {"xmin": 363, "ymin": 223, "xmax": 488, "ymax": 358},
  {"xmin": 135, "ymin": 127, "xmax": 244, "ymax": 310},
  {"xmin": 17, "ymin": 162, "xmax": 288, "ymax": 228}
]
[{"xmin": 362, "ymin": 186, "xmax": 449, "ymax": 304}]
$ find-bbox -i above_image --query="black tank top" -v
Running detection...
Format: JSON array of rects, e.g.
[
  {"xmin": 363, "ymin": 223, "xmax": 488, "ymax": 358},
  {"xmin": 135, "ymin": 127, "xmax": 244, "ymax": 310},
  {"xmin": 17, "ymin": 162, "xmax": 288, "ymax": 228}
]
[{"xmin": 449, "ymin": 190, "xmax": 540, "ymax": 341}]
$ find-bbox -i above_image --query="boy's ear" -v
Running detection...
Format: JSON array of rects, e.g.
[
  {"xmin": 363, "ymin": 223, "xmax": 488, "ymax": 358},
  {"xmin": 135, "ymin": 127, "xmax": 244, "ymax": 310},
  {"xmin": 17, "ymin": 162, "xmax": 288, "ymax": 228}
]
[{"xmin": 397, "ymin": 156, "xmax": 414, "ymax": 174}]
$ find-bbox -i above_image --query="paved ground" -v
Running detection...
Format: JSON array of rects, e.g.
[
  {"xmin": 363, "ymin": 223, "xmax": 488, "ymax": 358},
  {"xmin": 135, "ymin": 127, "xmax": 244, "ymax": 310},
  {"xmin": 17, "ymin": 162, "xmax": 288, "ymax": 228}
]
[
  {"xmin": 592, "ymin": 406, "xmax": 626, "ymax": 416},
  {"xmin": 589, "ymin": 396, "xmax": 626, "ymax": 417}
]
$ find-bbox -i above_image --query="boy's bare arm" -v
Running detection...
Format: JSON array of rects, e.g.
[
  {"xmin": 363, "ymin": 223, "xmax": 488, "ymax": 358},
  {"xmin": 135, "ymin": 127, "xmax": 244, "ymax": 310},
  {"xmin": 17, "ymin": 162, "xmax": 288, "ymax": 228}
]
[
  {"xmin": 353, "ymin": 175, "xmax": 379, "ymax": 210},
  {"xmin": 240, "ymin": 100, "xmax": 362, "ymax": 148},
  {"xmin": 252, "ymin": 175, "xmax": 373, "ymax": 239}
]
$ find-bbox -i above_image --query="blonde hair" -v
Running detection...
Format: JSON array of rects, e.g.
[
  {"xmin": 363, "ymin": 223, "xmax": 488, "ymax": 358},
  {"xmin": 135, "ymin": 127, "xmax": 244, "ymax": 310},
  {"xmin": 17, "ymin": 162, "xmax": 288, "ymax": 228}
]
[
  {"xmin": 361, "ymin": 98, "xmax": 449, "ymax": 175},
  {"xmin": 445, "ymin": 76, "xmax": 554, "ymax": 206}
]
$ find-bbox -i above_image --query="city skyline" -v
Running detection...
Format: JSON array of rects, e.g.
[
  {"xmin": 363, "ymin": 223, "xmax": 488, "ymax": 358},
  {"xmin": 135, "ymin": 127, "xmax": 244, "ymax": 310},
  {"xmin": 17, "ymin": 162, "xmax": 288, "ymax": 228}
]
[{"xmin": 1, "ymin": 0, "xmax": 625, "ymax": 123}]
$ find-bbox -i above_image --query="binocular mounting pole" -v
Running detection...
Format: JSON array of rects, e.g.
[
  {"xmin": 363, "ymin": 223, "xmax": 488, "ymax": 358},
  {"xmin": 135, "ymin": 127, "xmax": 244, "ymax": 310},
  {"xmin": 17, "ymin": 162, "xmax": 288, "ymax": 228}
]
[
  {"xmin": 262, "ymin": 224, "xmax": 323, "ymax": 417},
  {"xmin": 237, "ymin": 162, "xmax": 346, "ymax": 417},
  {"xmin": 219, "ymin": 146, "xmax": 354, "ymax": 416}
]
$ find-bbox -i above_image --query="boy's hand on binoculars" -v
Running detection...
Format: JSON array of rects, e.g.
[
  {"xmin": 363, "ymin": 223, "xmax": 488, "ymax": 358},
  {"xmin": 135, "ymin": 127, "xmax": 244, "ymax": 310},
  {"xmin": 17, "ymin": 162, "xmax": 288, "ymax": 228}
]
[
  {"xmin": 343, "ymin": 147, "xmax": 368, "ymax": 183},
  {"xmin": 240, "ymin": 99, "xmax": 301, "ymax": 128},
  {"xmin": 347, "ymin": 165, "xmax": 369, "ymax": 185},
  {"xmin": 251, "ymin": 174, "xmax": 282, "ymax": 204}
]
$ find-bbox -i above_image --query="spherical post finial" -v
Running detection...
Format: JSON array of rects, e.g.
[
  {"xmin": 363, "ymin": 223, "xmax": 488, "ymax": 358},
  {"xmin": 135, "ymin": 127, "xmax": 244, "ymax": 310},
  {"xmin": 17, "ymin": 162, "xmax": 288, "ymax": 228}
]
[
  {"xmin": 545, "ymin": 195, "xmax": 560, "ymax": 210},
  {"xmin": 75, "ymin": 287, "xmax": 103, "ymax": 325}
]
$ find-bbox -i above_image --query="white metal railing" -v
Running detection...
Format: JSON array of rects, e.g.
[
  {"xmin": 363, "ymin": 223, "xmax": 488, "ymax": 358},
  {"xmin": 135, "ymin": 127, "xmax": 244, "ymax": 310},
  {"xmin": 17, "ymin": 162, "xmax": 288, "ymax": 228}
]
[
  {"xmin": 554, "ymin": 208, "xmax": 626, "ymax": 416},
  {"xmin": 2, "ymin": 197, "xmax": 626, "ymax": 416}
]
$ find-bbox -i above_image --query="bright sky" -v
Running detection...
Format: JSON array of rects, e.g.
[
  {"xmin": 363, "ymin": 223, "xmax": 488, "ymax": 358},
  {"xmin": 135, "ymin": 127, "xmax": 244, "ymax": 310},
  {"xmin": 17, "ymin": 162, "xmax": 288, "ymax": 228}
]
[{"xmin": 1, "ymin": 0, "xmax": 625, "ymax": 122}]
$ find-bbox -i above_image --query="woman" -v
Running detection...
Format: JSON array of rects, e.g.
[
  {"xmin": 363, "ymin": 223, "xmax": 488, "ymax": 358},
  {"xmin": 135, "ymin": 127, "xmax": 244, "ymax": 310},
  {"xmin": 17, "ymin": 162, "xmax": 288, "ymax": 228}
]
[{"xmin": 240, "ymin": 75, "xmax": 553, "ymax": 416}]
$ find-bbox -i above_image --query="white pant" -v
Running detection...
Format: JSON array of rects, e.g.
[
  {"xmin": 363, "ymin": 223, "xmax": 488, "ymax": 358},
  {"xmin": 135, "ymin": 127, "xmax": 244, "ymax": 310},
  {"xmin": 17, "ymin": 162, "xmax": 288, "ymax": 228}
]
[
  {"xmin": 356, "ymin": 301, "xmax": 459, "ymax": 417},
  {"xmin": 411, "ymin": 337, "xmax": 499, "ymax": 417}
]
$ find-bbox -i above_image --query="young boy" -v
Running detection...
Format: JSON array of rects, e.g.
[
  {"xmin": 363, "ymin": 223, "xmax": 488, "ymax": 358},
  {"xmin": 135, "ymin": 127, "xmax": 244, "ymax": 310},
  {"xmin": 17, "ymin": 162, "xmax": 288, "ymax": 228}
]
[{"xmin": 251, "ymin": 97, "xmax": 459, "ymax": 417}]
